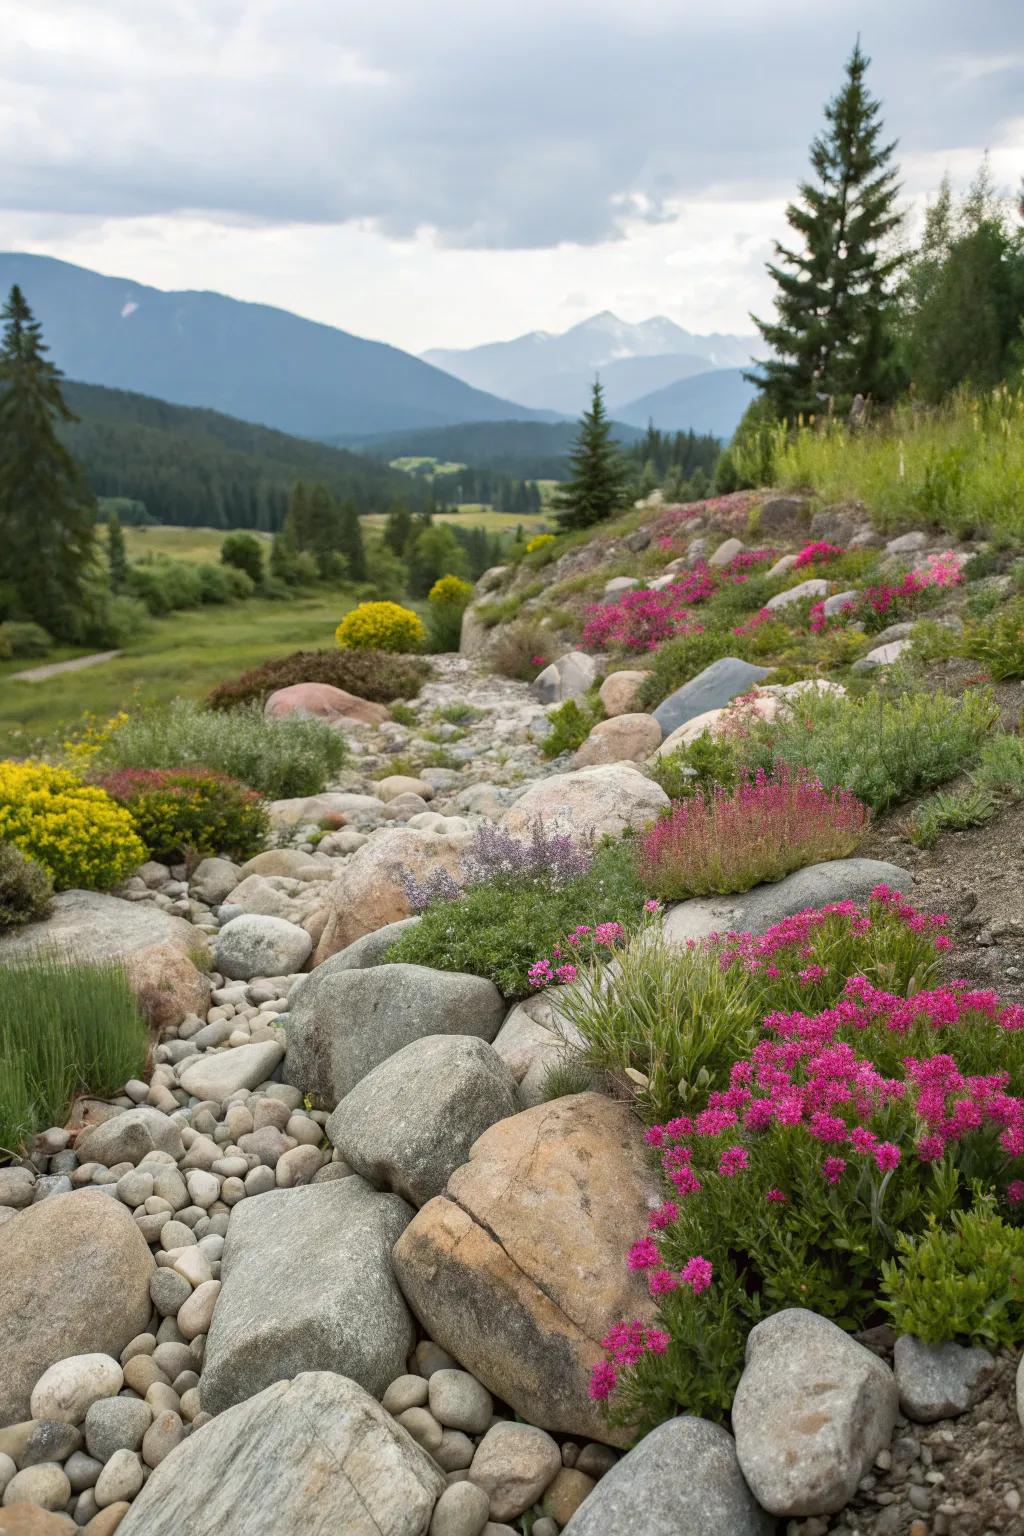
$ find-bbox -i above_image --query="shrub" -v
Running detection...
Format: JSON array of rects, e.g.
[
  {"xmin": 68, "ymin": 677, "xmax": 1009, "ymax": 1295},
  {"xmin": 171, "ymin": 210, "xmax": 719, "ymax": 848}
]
[
  {"xmin": 582, "ymin": 572, "xmax": 715, "ymax": 654},
  {"xmin": 0, "ymin": 955, "xmax": 147, "ymax": 1156},
  {"xmin": 0, "ymin": 622, "xmax": 54, "ymax": 659},
  {"xmin": 387, "ymin": 834, "xmax": 645, "ymax": 996},
  {"xmin": 0, "ymin": 761, "xmax": 145, "ymax": 890},
  {"xmin": 127, "ymin": 559, "xmax": 204, "ymax": 615},
  {"xmin": 205, "ymin": 647, "xmax": 430, "ymax": 710},
  {"xmin": 221, "ymin": 531, "xmax": 265, "ymax": 584},
  {"xmin": 195, "ymin": 563, "xmax": 254, "ymax": 604},
  {"xmin": 593, "ymin": 968, "xmax": 1024, "ymax": 1431},
  {"xmin": 0, "ymin": 844, "xmax": 53, "ymax": 929},
  {"xmin": 336, "ymin": 601, "xmax": 425, "ymax": 653},
  {"xmin": 426, "ymin": 574, "xmax": 474, "ymax": 652},
  {"xmin": 649, "ymin": 732, "xmax": 739, "ymax": 801},
  {"xmin": 793, "ymin": 541, "xmax": 843, "ymax": 569},
  {"xmin": 741, "ymin": 686, "xmax": 998, "ymax": 812},
  {"xmin": 638, "ymin": 766, "xmax": 869, "ymax": 900},
  {"xmin": 89, "ymin": 700, "xmax": 346, "ymax": 799},
  {"xmin": 962, "ymin": 597, "xmax": 1024, "ymax": 680},
  {"xmin": 907, "ymin": 787, "xmax": 997, "ymax": 849},
  {"xmin": 94, "ymin": 767, "xmax": 269, "ymax": 862},
  {"xmin": 525, "ymin": 532, "xmax": 556, "ymax": 555},
  {"xmin": 972, "ymin": 731, "xmax": 1024, "ymax": 798},
  {"xmin": 490, "ymin": 618, "xmax": 551, "ymax": 681},
  {"xmin": 542, "ymin": 697, "xmax": 603, "ymax": 759},
  {"xmin": 881, "ymin": 1200, "xmax": 1024, "ymax": 1349}
]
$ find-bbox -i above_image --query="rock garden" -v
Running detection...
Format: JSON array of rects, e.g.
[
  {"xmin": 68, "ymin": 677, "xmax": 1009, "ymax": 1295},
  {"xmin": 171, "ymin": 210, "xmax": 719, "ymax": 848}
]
[{"xmin": 3, "ymin": 487, "xmax": 1024, "ymax": 1536}]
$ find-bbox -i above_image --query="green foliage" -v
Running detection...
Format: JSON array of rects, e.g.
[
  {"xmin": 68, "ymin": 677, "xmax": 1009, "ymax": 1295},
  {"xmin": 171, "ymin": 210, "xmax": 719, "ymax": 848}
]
[
  {"xmin": 0, "ymin": 286, "xmax": 98, "ymax": 640},
  {"xmin": 907, "ymin": 786, "xmax": 998, "ymax": 849},
  {"xmin": 742, "ymin": 685, "xmax": 998, "ymax": 811},
  {"xmin": 881, "ymin": 1199, "xmax": 1024, "ymax": 1349},
  {"xmin": 0, "ymin": 843, "xmax": 53, "ymax": 930},
  {"xmin": 475, "ymin": 595, "xmax": 523, "ymax": 629},
  {"xmin": 961, "ymin": 597, "xmax": 1024, "ymax": 679},
  {"xmin": 0, "ymin": 759, "xmax": 145, "ymax": 890},
  {"xmin": 106, "ymin": 513, "xmax": 128, "ymax": 589},
  {"xmin": 752, "ymin": 43, "xmax": 904, "ymax": 417},
  {"xmin": 407, "ymin": 524, "xmax": 469, "ymax": 597},
  {"xmin": 426, "ymin": 573, "xmax": 473, "ymax": 652},
  {"xmin": 205, "ymin": 647, "xmax": 430, "ymax": 710},
  {"xmin": 555, "ymin": 381, "xmax": 629, "ymax": 531},
  {"xmin": 91, "ymin": 700, "xmax": 347, "ymax": 798},
  {"xmin": 0, "ymin": 955, "xmax": 147, "ymax": 1157},
  {"xmin": 542, "ymin": 697, "xmax": 603, "ymax": 759},
  {"xmin": 220, "ymin": 531, "xmax": 265, "ymax": 584},
  {"xmin": 971, "ymin": 732, "xmax": 1024, "ymax": 798},
  {"xmin": 389, "ymin": 702, "xmax": 418, "ymax": 726},
  {"xmin": 95, "ymin": 767, "xmax": 269, "ymax": 862},
  {"xmin": 387, "ymin": 841, "xmax": 646, "ymax": 997},
  {"xmin": 435, "ymin": 702, "xmax": 480, "ymax": 725},
  {"xmin": 0, "ymin": 621, "xmax": 54, "ymax": 659},
  {"xmin": 649, "ymin": 732, "xmax": 739, "ymax": 801},
  {"xmin": 539, "ymin": 1054, "xmax": 596, "ymax": 1103}
]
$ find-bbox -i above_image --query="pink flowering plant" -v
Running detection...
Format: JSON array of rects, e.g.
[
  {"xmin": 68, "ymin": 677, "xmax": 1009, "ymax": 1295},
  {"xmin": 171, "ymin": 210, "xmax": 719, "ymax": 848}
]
[
  {"xmin": 581, "ymin": 568, "xmax": 715, "ymax": 653},
  {"xmin": 638, "ymin": 765, "xmax": 869, "ymax": 900},
  {"xmin": 594, "ymin": 957, "xmax": 1024, "ymax": 1432},
  {"xmin": 794, "ymin": 540, "xmax": 844, "ymax": 570}
]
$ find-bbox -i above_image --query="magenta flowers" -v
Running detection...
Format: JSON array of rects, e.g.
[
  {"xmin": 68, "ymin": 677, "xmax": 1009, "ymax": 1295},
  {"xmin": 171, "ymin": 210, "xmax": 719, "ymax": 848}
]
[
  {"xmin": 580, "ymin": 567, "xmax": 716, "ymax": 652},
  {"xmin": 638, "ymin": 765, "xmax": 870, "ymax": 900}
]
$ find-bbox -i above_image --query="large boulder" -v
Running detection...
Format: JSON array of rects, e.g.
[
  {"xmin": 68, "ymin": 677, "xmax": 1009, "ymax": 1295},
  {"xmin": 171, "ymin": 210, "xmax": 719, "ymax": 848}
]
[
  {"xmin": 662, "ymin": 858, "xmax": 914, "ymax": 948},
  {"xmin": 312, "ymin": 828, "xmax": 470, "ymax": 963},
  {"xmin": 573, "ymin": 714, "xmax": 662, "ymax": 768},
  {"xmin": 327, "ymin": 1035, "xmax": 519, "ymax": 1207},
  {"xmin": 392, "ymin": 1094, "xmax": 661, "ymax": 1445},
  {"xmin": 531, "ymin": 652, "xmax": 598, "ymax": 705},
  {"xmin": 0, "ymin": 1192, "xmax": 154, "ymax": 1426},
  {"xmin": 266, "ymin": 791, "xmax": 386, "ymax": 831},
  {"xmin": 189, "ymin": 857, "xmax": 242, "ymax": 904},
  {"xmin": 491, "ymin": 993, "xmax": 587, "ymax": 1108},
  {"xmin": 764, "ymin": 577, "xmax": 829, "ymax": 612},
  {"xmin": 238, "ymin": 849, "xmax": 333, "ymax": 881},
  {"xmin": 214, "ymin": 914, "xmax": 312, "ymax": 980},
  {"xmin": 654, "ymin": 678, "xmax": 843, "ymax": 757},
  {"xmin": 503, "ymin": 765, "xmax": 668, "ymax": 842},
  {"xmin": 598, "ymin": 670, "xmax": 651, "ymax": 717},
  {"xmin": 0, "ymin": 891, "xmax": 210, "ymax": 1029},
  {"xmin": 732, "ymin": 1308, "xmax": 898, "ymax": 1516},
  {"xmin": 264, "ymin": 682, "xmax": 390, "ymax": 728},
  {"xmin": 563, "ymin": 1417, "xmax": 773, "ymax": 1535},
  {"xmin": 178, "ymin": 1040, "xmax": 284, "ymax": 1102},
  {"xmin": 74, "ymin": 1107, "xmax": 183, "ymax": 1166},
  {"xmin": 117, "ymin": 1372, "xmax": 445, "ymax": 1536},
  {"xmin": 200, "ymin": 1180, "xmax": 415, "ymax": 1416},
  {"xmin": 283, "ymin": 963, "xmax": 505, "ymax": 1107},
  {"xmin": 322, "ymin": 917, "xmax": 421, "ymax": 971},
  {"xmin": 650, "ymin": 657, "xmax": 772, "ymax": 737}
]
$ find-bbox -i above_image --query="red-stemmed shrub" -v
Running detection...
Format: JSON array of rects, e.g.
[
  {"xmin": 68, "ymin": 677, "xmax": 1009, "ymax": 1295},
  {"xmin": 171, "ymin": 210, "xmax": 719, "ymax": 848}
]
[{"xmin": 94, "ymin": 767, "xmax": 269, "ymax": 863}]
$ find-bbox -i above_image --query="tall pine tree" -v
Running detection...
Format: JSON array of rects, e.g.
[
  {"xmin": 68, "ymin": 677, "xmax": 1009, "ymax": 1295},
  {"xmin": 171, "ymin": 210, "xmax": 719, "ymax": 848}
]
[
  {"xmin": 106, "ymin": 513, "xmax": 128, "ymax": 589},
  {"xmin": 555, "ymin": 379, "xmax": 628, "ymax": 530},
  {"xmin": 750, "ymin": 42, "xmax": 904, "ymax": 418},
  {"xmin": 0, "ymin": 286, "xmax": 97, "ymax": 634},
  {"xmin": 337, "ymin": 499, "xmax": 367, "ymax": 582}
]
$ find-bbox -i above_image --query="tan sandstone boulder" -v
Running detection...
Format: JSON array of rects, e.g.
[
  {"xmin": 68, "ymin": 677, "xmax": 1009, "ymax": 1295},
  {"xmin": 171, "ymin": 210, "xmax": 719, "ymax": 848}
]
[
  {"xmin": 312, "ymin": 827, "xmax": 470, "ymax": 963},
  {"xmin": 392, "ymin": 1094, "xmax": 660, "ymax": 1445},
  {"xmin": 598, "ymin": 670, "xmax": 651, "ymax": 717},
  {"xmin": 503, "ymin": 764, "xmax": 668, "ymax": 842},
  {"xmin": 573, "ymin": 714, "xmax": 662, "ymax": 768},
  {"xmin": 263, "ymin": 682, "xmax": 390, "ymax": 728}
]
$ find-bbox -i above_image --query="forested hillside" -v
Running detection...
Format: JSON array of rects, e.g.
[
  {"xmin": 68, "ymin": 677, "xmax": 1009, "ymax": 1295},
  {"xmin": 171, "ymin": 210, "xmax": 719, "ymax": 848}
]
[{"xmin": 59, "ymin": 381, "xmax": 423, "ymax": 530}]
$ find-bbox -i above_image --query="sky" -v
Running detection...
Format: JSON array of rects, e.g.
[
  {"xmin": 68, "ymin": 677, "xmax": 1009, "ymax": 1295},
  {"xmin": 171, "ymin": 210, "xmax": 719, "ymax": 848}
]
[{"xmin": 3, "ymin": 0, "xmax": 1023, "ymax": 354}]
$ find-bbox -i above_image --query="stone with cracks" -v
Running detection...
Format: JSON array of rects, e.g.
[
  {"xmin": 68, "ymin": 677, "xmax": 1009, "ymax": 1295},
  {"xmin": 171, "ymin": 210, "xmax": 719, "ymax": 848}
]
[
  {"xmin": 562, "ymin": 1417, "xmax": 773, "ymax": 1536},
  {"xmin": 312, "ymin": 828, "xmax": 470, "ymax": 963},
  {"xmin": 327, "ymin": 1035, "xmax": 519, "ymax": 1207},
  {"xmin": 178, "ymin": 1040, "xmax": 284, "ymax": 1102},
  {"xmin": 215, "ymin": 914, "xmax": 312, "ymax": 980},
  {"xmin": 117, "ymin": 1372, "xmax": 445, "ymax": 1536},
  {"xmin": 0, "ymin": 1193, "xmax": 153, "ymax": 1426},
  {"xmin": 732, "ymin": 1308, "xmax": 898, "ymax": 1517},
  {"xmin": 650, "ymin": 657, "xmax": 772, "ymax": 737},
  {"xmin": 392, "ymin": 1094, "xmax": 660, "ymax": 1445},
  {"xmin": 75, "ymin": 1108, "xmax": 183, "ymax": 1167},
  {"xmin": 502, "ymin": 765, "xmax": 668, "ymax": 843},
  {"xmin": 283, "ymin": 963, "xmax": 505, "ymax": 1108},
  {"xmin": 199, "ymin": 1179, "xmax": 415, "ymax": 1415}
]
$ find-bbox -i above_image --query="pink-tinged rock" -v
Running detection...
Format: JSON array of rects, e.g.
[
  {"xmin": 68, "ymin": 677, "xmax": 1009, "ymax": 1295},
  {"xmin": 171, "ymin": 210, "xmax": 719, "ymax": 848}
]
[{"xmin": 264, "ymin": 683, "xmax": 390, "ymax": 728}]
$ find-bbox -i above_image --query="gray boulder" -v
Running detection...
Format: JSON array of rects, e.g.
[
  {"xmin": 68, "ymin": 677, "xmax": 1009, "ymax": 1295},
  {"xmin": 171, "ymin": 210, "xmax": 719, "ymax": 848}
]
[
  {"xmin": 503, "ymin": 764, "xmax": 668, "ymax": 843},
  {"xmin": 764, "ymin": 577, "xmax": 829, "ymax": 612},
  {"xmin": 117, "ymin": 1372, "xmax": 445, "ymax": 1536},
  {"xmin": 215, "ymin": 914, "xmax": 312, "ymax": 980},
  {"xmin": 325, "ymin": 917, "xmax": 422, "ymax": 971},
  {"xmin": 822, "ymin": 589, "xmax": 858, "ymax": 617},
  {"xmin": 283, "ymin": 963, "xmax": 505, "ymax": 1107},
  {"xmin": 707, "ymin": 537, "xmax": 745, "ymax": 567},
  {"xmin": 199, "ymin": 1179, "xmax": 415, "ymax": 1415},
  {"xmin": 0, "ymin": 890, "xmax": 199, "ymax": 967},
  {"xmin": 651, "ymin": 657, "xmax": 772, "ymax": 736},
  {"xmin": 492, "ymin": 994, "xmax": 587, "ymax": 1108},
  {"xmin": 531, "ymin": 652, "xmax": 598, "ymax": 706},
  {"xmin": 893, "ymin": 1336, "xmax": 996, "ymax": 1423},
  {"xmin": 732, "ymin": 1308, "xmax": 897, "ymax": 1517},
  {"xmin": 75, "ymin": 1107, "xmax": 183, "ymax": 1167},
  {"xmin": 189, "ymin": 858, "xmax": 242, "ymax": 905},
  {"xmin": 0, "ymin": 1192, "xmax": 154, "ymax": 1425},
  {"xmin": 563, "ymin": 1417, "xmax": 773, "ymax": 1535},
  {"xmin": 178, "ymin": 1040, "xmax": 284, "ymax": 1102},
  {"xmin": 327, "ymin": 1035, "xmax": 519, "ymax": 1207}
]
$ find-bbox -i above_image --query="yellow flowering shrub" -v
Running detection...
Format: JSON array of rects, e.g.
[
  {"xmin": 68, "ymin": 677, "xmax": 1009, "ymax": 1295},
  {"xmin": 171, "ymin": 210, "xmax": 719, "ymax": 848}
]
[
  {"xmin": 525, "ymin": 533, "xmax": 556, "ymax": 554},
  {"xmin": 428, "ymin": 575, "xmax": 473, "ymax": 607},
  {"xmin": 63, "ymin": 711, "xmax": 129, "ymax": 768},
  {"xmin": 426, "ymin": 574, "xmax": 474, "ymax": 651},
  {"xmin": 0, "ymin": 761, "xmax": 145, "ymax": 891},
  {"xmin": 335, "ymin": 601, "xmax": 426, "ymax": 654}
]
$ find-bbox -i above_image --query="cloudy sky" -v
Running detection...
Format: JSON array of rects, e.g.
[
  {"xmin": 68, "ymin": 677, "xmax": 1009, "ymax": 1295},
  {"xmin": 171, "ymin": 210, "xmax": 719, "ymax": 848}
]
[{"xmin": 3, "ymin": 0, "xmax": 1022, "ymax": 353}]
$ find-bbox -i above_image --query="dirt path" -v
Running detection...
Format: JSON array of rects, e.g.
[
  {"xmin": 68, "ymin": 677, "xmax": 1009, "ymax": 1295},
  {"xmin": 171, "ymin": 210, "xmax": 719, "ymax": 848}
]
[{"xmin": 10, "ymin": 649, "xmax": 123, "ymax": 682}]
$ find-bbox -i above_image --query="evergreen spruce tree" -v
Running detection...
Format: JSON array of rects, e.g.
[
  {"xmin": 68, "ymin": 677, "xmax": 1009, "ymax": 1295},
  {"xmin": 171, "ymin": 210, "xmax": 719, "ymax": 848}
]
[
  {"xmin": 337, "ymin": 499, "xmax": 367, "ymax": 582},
  {"xmin": 750, "ymin": 42, "xmax": 904, "ymax": 417},
  {"xmin": 106, "ymin": 513, "xmax": 128, "ymax": 589},
  {"xmin": 384, "ymin": 501, "xmax": 413, "ymax": 557},
  {"xmin": 0, "ymin": 285, "xmax": 97, "ymax": 634},
  {"xmin": 554, "ymin": 380, "xmax": 628, "ymax": 530}
]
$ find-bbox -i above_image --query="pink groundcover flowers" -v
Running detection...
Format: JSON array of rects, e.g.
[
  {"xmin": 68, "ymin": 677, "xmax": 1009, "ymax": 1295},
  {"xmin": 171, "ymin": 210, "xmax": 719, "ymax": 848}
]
[
  {"xmin": 581, "ymin": 569, "xmax": 714, "ymax": 653},
  {"xmin": 794, "ymin": 540, "xmax": 844, "ymax": 569}
]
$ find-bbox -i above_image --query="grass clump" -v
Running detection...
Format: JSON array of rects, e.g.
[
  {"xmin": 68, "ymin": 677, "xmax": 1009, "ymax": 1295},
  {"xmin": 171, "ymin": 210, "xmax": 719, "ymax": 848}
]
[
  {"xmin": 649, "ymin": 733, "xmax": 739, "ymax": 801},
  {"xmin": 0, "ymin": 955, "xmax": 148, "ymax": 1156},
  {"xmin": 961, "ymin": 597, "xmax": 1024, "ymax": 680},
  {"xmin": 89, "ymin": 700, "xmax": 346, "ymax": 799},
  {"xmin": 205, "ymin": 647, "xmax": 431, "ymax": 710},
  {"xmin": 0, "ymin": 845, "xmax": 53, "ymax": 930},
  {"xmin": 907, "ymin": 787, "xmax": 998, "ymax": 849}
]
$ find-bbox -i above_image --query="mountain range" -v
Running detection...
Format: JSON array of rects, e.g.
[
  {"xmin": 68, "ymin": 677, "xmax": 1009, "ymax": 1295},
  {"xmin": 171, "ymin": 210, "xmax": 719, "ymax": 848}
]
[
  {"xmin": 1, "ymin": 254, "xmax": 760, "ymax": 442},
  {"xmin": 423, "ymin": 311, "xmax": 760, "ymax": 417}
]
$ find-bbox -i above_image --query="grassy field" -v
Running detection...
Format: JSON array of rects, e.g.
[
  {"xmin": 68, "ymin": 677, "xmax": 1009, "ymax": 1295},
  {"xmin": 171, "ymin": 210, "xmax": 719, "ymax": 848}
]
[
  {"xmin": 0, "ymin": 592, "xmax": 354, "ymax": 757},
  {"xmin": 123, "ymin": 525, "xmax": 274, "ymax": 564},
  {"xmin": 364, "ymin": 506, "xmax": 552, "ymax": 535}
]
